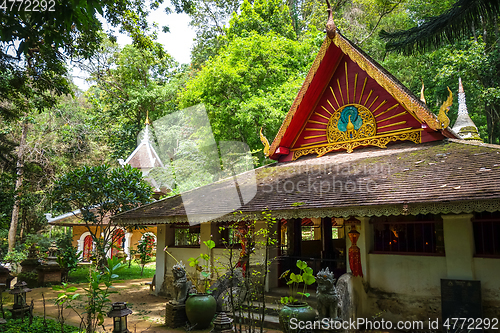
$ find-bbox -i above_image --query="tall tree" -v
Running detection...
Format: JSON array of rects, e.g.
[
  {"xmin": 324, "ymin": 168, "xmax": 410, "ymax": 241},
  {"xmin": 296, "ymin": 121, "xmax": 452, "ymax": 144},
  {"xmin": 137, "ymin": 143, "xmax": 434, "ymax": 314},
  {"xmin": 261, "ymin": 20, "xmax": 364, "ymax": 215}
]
[
  {"xmin": 85, "ymin": 42, "xmax": 185, "ymax": 159},
  {"xmin": 380, "ymin": 0, "xmax": 500, "ymax": 54},
  {"xmin": 1, "ymin": 0, "xmax": 164, "ymax": 251},
  {"xmin": 179, "ymin": 30, "xmax": 322, "ymax": 164}
]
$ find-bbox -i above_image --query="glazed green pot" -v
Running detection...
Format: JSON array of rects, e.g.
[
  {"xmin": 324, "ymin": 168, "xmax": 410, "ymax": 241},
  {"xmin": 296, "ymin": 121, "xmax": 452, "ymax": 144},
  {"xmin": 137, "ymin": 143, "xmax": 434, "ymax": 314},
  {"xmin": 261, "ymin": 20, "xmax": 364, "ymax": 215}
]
[
  {"xmin": 185, "ymin": 293, "xmax": 217, "ymax": 329},
  {"xmin": 279, "ymin": 302, "xmax": 317, "ymax": 333}
]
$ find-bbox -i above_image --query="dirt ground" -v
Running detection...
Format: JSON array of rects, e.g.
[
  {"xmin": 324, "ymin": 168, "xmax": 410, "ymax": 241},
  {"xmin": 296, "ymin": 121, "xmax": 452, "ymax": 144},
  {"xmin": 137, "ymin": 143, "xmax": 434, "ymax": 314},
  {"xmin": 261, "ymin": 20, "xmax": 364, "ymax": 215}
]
[{"xmin": 2, "ymin": 278, "xmax": 281, "ymax": 333}]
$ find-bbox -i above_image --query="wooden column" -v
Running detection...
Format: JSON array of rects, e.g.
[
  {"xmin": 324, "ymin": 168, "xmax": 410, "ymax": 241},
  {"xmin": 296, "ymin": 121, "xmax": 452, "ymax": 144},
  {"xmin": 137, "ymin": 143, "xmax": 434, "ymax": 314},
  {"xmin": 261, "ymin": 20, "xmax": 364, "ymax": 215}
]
[
  {"xmin": 321, "ymin": 217, "xmax": 333, "ymax": 261},
  {"xmin": 287, "ymin": 218, "xmax": 302, "ymax": 257}
]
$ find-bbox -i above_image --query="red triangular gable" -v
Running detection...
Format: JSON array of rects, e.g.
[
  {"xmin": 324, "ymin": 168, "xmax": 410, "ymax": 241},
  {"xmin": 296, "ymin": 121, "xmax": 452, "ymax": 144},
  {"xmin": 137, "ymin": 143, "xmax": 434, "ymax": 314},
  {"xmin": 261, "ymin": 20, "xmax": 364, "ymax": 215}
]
[{"xmin": 268, "ymin": 33, "xmax": 457, "ymax": 161}]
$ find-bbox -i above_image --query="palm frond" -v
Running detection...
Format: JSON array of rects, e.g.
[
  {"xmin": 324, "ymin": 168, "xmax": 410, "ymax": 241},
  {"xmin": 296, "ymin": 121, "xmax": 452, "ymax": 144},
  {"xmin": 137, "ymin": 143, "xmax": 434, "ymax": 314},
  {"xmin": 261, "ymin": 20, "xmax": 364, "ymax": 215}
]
[{"xmin": 380, "ymin": 0, "xmax": 500, "ymax": 54}]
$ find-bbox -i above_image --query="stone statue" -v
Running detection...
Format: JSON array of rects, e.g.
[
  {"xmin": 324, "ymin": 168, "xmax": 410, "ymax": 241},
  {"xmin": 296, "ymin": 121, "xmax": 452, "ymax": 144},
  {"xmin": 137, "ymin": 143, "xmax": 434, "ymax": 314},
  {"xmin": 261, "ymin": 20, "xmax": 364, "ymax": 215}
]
[
  {"xmin": 209, "ymin": 267, "xmax": 246, "ymax": 311},
  {"xmin": 171, "ymin": 261, "xmax": 192, "ymax": 304},
  {"xmin": 316, "ymin": 267, "xmax": 340, "ymax": 319}
]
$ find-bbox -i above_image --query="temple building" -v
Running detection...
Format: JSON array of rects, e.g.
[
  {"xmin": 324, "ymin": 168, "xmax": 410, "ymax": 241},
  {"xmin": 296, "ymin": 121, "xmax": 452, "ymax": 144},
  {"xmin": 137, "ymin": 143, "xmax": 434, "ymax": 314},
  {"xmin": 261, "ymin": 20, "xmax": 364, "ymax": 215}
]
[
  {"xmin": 113, "ymin": 11, "xmax": 500, "ymax": 324},
  {"xmin": 47, "ymin": 117, "xmax": 159, "ymax": 261}
]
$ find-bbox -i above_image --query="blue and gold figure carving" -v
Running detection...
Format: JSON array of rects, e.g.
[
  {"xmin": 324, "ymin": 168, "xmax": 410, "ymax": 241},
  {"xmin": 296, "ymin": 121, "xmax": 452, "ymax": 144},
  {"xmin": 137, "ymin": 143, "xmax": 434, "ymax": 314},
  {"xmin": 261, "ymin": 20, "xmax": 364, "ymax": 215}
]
[
  {"xmin": 327, "ymin": 104, "xmax": 376, "ymax": 143},
  {"xmin": 338, "ymin": 106, "xmax": 363, "ymax": 139}
]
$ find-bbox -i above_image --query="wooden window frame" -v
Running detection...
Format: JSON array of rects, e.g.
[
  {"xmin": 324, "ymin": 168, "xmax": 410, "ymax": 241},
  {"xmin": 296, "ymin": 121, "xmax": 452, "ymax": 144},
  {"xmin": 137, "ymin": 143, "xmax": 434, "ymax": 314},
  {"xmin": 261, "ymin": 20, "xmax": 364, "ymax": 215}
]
[
  {"xmin": 473, "ymin": 212, "xmax": 500, "ymax": 258},
  {"xmin": 172, "ymin": 223, "xmax": 200, "ymax": 248},
  {"xmin": 370, "ymin": 214, "xmax": 445, "ymax": 256}
]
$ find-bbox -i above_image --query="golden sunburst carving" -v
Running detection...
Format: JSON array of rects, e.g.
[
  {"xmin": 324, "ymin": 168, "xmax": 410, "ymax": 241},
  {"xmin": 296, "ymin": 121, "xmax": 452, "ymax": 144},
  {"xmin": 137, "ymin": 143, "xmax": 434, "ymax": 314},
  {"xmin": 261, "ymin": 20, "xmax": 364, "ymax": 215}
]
[{"xmin": 294, "ymin": 61, "xmax": 421, "ymax": 158}]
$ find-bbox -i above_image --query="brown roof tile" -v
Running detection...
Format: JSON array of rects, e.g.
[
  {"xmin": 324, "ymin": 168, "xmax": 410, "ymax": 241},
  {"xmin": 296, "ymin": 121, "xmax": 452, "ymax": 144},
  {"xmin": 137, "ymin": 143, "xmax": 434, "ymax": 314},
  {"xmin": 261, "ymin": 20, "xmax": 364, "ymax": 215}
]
[{"xmin": 113, "ymin": 140, "xmax": 500, "ymax": 224}]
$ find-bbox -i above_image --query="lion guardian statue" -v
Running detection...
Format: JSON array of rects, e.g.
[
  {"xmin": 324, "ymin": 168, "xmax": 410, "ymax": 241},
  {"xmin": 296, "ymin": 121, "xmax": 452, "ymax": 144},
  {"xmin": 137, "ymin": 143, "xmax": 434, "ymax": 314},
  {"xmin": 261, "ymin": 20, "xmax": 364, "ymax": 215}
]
[
  {"xmin": 316, "ymin": 267, "xmax": 340, "ymax": 319},
  {"xmin": 171, "ymin": 261, "xmax": 192, "ymax": 305}
]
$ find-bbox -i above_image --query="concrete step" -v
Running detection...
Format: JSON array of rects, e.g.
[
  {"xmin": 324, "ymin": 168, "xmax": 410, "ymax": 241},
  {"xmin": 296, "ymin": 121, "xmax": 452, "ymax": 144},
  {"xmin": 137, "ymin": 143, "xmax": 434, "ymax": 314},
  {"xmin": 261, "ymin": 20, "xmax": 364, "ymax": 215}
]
[
  {"xmin": 234, "ymin": 298, "xmax": 319, "ymax": 330},
  {"xmin": 233, "ymin": 310, "xmax": 281, "ymax": 330}
]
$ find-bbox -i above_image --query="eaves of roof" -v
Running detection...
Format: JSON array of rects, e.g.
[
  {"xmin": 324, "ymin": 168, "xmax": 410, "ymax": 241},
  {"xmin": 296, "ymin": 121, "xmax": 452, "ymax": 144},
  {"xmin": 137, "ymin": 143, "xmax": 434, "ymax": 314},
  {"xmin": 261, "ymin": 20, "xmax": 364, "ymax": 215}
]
[{"xmin": 113, "ymin": 139, "xmax": 500, "ymax": 225}]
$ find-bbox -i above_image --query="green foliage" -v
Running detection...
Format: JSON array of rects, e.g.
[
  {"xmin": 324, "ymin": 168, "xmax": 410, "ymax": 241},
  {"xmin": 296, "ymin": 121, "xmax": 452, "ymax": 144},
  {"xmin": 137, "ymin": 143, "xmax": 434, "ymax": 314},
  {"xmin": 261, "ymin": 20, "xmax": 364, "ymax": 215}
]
[
  {"xmin": 179, "ymin": 31, "xmax": 322, "ymax": 164},
  {"xmin": 54, "ymin": 257, "xmax": 124, "ymax": 333},
  {"xmin": 3, "ymin": 249, "xmax": 27, "ymax": 273},
  {"xmin": 279, "ymin": 260, "xmax": 316, "ymax": 305},
  {"xmin": 56, "ymin": 233, "xmax": 81, "ymax": 279},
  {"xmin": 135, "ymin": 232, "xmax": 156, "ymax": 276},
  {"xmin": 86, "ymin": 41, "xmax": 186, "ymax": 159},
  {"xmin": 226, "ymin": 0, "xmax": 297, "ymax": 40},
  {"xmin": 188, "ymin": 239, "xmax": 216, "ymax": 292},
  {"xmin": 380, "ymin": 0, "xmax": 500, "ymax": 54},
  {"xmin": 68, "ymin": 261, "xmax": 156, "ymax": 284},
  {"xmin": 1, "ymin": 316, "xmax": 81, "ymax": 333}
]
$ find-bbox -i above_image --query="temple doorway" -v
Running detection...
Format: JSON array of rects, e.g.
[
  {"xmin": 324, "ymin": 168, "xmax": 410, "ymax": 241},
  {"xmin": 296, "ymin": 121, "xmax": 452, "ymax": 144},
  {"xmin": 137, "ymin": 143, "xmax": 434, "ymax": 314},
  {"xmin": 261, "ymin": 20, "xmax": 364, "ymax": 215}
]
[{"xmin": 278, "ymin": 217, "xmax": 346, "ymax": 285}]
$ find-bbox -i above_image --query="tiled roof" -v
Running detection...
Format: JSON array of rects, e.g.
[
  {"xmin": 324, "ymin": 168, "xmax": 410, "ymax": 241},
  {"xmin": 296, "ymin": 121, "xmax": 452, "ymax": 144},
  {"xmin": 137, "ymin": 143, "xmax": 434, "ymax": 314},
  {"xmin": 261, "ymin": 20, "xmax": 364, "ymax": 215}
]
[
  {"xmin": 113, "ymin": 139, "xmax": 500, "ymax": 224},
  {"xmin": 123, "ymin": 125, "xmax": 164, "ymax": 169}
]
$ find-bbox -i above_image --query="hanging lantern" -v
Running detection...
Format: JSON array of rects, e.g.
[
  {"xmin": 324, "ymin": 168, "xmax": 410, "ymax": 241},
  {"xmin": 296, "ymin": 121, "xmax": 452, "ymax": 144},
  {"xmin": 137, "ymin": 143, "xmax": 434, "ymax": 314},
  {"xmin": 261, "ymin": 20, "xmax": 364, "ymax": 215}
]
[
  {"xmin": 9, "ymin": 281, "xmax": 31, "ymax": 309},
  {"xmin": 212, "ymin": 311, "xmax": 234, "ymax": 333},
  {"xmin": 107, "ymin": 302, "xmax": 132, "ymax": 333},
  {"xmin": 346, "ymin": 217, "xmax": 363, "ymax": 277}
]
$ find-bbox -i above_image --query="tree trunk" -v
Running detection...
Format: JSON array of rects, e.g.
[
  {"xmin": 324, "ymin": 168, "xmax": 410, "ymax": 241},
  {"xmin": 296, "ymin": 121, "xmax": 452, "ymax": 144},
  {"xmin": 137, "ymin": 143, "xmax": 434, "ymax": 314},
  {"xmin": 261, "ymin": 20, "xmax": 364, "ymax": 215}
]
[{"xmin": 8, "ymin": 118, "xmax": 28, "ymax": 252}]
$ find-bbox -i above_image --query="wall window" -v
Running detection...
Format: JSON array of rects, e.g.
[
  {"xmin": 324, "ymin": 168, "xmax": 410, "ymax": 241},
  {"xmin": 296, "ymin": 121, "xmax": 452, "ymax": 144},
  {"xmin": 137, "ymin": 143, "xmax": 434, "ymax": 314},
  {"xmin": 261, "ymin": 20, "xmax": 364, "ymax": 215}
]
[
  {"xmin": 301, "ymin": 218, "xmax": 317, "ymax": 241},
  {"xmin": 371, "ymin": 214, "xmax": 444, "ymax": 255},
  {"xmin": 473, "ymin": 212, "xmax": 500, "ymax": 257},
  {"xmin": 174, "ymin": 223, "xmax": 200, "ymax": 247},
  {"xmin": 217, "ymin": 222, "xmax": 244, "ymax": 247}
]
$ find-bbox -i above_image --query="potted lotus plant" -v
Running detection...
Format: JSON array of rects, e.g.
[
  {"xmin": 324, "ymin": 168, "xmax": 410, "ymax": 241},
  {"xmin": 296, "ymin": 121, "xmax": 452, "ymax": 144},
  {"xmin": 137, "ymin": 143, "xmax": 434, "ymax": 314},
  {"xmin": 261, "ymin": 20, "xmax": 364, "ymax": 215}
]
[
  {"xmin": 279, "ymin": 260, "xmax": 317, "ymax": 333},
  {"xmin": 185, "ymin": 239, "xmax": 217, "ymax": 329}
]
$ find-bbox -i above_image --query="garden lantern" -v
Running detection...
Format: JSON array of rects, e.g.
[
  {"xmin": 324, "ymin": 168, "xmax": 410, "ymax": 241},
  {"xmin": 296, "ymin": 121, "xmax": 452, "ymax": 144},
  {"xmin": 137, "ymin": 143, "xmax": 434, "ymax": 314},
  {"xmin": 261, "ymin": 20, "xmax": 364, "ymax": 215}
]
[
  {"xmin": 108, "ymin": 302, "xmax": 132, "ymax": 333},
  {"xmin": 9, "ymin": 281, "xmax": 31, "ymax": 309},
  {"xmin": 212, "ymin": 311, "xmax": 234, "ymax": 333},
  {"xmin": 9, "ymin": 281, "xmax": 32, "ymax": 319}
]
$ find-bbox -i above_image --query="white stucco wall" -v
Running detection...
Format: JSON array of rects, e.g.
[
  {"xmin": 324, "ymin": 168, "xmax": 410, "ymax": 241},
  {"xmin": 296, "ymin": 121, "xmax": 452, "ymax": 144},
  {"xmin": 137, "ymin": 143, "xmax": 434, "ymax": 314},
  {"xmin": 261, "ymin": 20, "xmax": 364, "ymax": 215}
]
[
  {"xmin": 473, "ymin": 258, "xmax": 500, "ymax": 302},
  {"xmin": 368, "ymin": 254, "xmax": 447, "ymax": 296}
]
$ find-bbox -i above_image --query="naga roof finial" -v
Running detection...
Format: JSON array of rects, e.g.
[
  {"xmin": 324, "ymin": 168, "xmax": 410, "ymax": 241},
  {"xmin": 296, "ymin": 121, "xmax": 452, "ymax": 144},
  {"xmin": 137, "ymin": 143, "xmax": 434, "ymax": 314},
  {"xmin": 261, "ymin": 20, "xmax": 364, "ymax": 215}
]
[
  {"xmin": 437, "ymin": 87, "xmax": 453, "ymax": 129},
  {"xmin": 260, "ymin": 127, "xmax": 270, "ymax": 157},
  {"xmin": 420, "ymin": 78, "xmax": 426, "ymax": 105},
  {"xmin": 325, "ymin": 0, "xmax": 336, "ymax": 39}
]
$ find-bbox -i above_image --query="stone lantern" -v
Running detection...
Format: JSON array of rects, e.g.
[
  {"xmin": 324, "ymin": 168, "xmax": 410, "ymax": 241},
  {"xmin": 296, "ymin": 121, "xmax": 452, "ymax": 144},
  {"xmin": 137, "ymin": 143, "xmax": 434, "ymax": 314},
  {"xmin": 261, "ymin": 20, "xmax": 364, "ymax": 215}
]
[
  {"xmin": 9, "ymin": 281, "xmax": 32, "ymax": 319},
  {"xmin": 37, "ymin": 241, "xmax": 62, "ymax": 286},
  {"xmin": 0, "ymin": 265, "xmax": 13, "ymax": 289},
  {"xmin": 212, "ymin": 311, "xmax": 234, "ymax": 333},
  {"xmin": 107, "ymin": 302, "xmax": 132, "ymax": 333}
]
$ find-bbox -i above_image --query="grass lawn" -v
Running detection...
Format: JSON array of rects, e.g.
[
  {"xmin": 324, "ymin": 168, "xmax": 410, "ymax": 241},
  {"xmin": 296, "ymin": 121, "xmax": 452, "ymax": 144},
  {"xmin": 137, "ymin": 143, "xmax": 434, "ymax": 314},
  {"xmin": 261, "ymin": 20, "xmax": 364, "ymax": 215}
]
[
  {"xmin": 1, "ymin": 316, "xmax": 81, "ymax": 333},
  {"xmin": 68, "ymin": 260, "xmax": 156, "ymax": 284}
]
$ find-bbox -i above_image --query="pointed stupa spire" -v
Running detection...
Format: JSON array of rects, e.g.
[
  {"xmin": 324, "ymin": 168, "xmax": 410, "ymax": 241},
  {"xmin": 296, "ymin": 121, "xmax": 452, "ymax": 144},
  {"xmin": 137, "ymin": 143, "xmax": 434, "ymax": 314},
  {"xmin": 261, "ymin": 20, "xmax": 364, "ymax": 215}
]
[
  {"xmin": 451, "ymin": 78, "xmax": 482, "ymax": 142},
  {"xmin": 142, "ymin": 111, "xmax": 151, "ymax": 143}
]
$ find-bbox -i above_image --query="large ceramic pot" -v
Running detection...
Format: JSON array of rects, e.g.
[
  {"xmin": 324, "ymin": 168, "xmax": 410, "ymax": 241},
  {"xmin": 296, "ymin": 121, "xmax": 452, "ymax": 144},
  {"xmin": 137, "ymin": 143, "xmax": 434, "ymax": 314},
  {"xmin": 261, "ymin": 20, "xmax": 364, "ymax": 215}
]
[
  {"xmin": 185, "ymin": 293, "xmax": 217, "ymax": 329},
  {"xmin": 279, "ymin": 302, "xmax": 317, "ymax": 333}
]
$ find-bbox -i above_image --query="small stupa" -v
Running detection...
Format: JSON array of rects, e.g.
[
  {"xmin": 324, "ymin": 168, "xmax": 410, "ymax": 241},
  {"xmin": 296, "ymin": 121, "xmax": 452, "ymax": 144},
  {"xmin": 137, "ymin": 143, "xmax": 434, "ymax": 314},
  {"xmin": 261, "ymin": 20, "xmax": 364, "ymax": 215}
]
[
  {"xmin": 118, "ymin": 113, "xmax": 169, "ymax": 197},
  {"xmin": 451, "ymin": 78, "xmax": 483, "ymax": 142}
]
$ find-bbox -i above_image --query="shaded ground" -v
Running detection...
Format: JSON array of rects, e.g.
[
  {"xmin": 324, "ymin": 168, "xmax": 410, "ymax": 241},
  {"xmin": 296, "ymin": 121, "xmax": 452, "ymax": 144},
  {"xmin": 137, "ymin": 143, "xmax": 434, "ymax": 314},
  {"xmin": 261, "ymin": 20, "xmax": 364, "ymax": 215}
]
[{"xmin": 2, "ymin": 278, "xmax": 280, "ymax": 333}]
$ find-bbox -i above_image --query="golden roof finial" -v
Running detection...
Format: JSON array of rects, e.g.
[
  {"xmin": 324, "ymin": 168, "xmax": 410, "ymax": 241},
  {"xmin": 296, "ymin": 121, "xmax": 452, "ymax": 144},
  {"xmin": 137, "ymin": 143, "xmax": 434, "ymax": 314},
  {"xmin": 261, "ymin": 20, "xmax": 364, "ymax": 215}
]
[
  {"xmin": 420, "ymin": 78, "xmax": 426, "ymax": 105},
  {"xmin": 260, "ymin": 127, "xmax": 270, "ymax": 157},
  {"xmin": 437, "ymin": 87, "xmax": 453, "ymax": 129},
  {"xmin": 145, "ymin": 110, "xmax": 151, "ymax": 125},
  {"xmin": 325, "ymin": 0, "xmax": 336, "ymax": 39}
]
